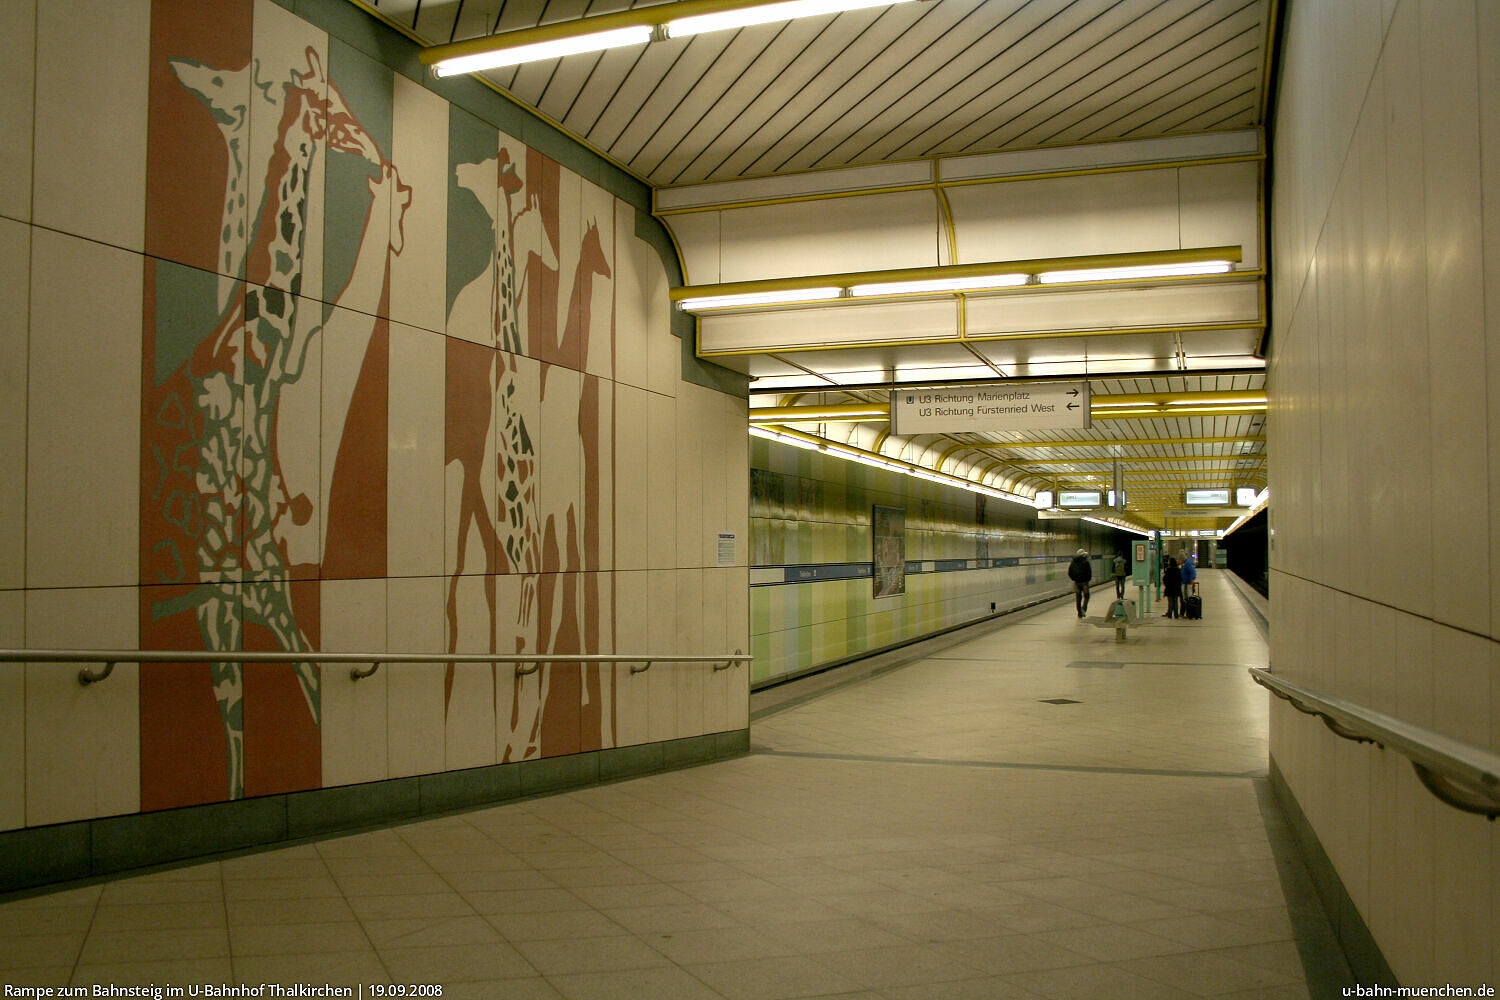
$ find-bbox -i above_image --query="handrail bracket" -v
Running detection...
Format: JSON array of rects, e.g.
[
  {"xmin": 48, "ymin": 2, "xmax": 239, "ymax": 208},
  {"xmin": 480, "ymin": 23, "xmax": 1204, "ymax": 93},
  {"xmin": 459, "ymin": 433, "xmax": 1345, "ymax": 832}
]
[{"xmin": 79, "ymin": 661, "xmax": 116, "ymax": 685}]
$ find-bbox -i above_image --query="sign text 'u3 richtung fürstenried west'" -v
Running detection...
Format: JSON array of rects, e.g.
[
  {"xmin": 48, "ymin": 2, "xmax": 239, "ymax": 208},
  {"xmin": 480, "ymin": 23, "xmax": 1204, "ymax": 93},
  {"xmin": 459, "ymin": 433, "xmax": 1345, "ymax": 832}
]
[{"xmin": 890, "ymin": 382, "xmax": 1090, "ymax": 433}]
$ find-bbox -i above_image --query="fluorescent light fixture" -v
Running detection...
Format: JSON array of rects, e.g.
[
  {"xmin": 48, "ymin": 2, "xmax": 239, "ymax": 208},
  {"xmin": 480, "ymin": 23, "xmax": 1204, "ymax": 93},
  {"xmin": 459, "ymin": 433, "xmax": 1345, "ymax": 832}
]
[
  {"xmin": 1094, "ymin": 404, "xmax": 1267, "ymax": 418},
  {"xmin": 748, "ymin": 426, "xmax": 818, "ymax": 450},
  {"xmin": 848, "ymin": 273, "xmax": 1027, "ymax": 297},
  {"xmin": 1036, "ymin": 260, "xmax": 1233, "ymax": 284},
  {"xmin": 431, "ymin": 25, "xmax": 652, "ymax": 76},
  {"xmin": 667, "ymin": 0, "xmax": 915, "ymax": 37},
  {"xmin": 1083, "ymin": 516, "xmax": 1150, "ymax": 537},
  {"xmin": 678, "ymin": 287, "xmax": 842, "ymax": 311}
]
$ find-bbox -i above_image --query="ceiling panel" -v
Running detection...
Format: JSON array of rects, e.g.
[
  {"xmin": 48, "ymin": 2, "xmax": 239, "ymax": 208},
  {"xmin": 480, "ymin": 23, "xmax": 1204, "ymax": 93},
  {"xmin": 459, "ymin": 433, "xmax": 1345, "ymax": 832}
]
[{"xmin": 366, "ymin": 0, "xmax": 1273, "ymax": 186}]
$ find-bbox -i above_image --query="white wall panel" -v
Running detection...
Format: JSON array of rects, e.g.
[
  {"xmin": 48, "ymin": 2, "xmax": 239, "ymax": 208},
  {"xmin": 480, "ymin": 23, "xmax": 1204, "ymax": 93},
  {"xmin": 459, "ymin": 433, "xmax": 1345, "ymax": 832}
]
[
  {"xmin": 26, "ymin": 232, "xmax": 140, "ymax": 590},
  {"xmin": 1269, "ymin": 0, "xmax": 1499, "ymax": 987},
  {"xmin": 699, "ymin": 298, "xmax": 957, "ymax": 354},
  {"xmin": 1485, "ymin": 0, "xmax": 1500, "ymax": 641},
  {"xmin": 613, "ymin": 202, "xmax": 655, "ymax": 388},
  {"xmin": 1178, "ymin": 162, "xmax": 1263, "ymax": 269},
  {"xmin": 25, "ymin": 588, "xmax": 138, "ymax": 826},
  {"xmin": 967, "ymin": 281, "xmax": 1261, "ymax": 337},
  {"xmin": 1420, "ymin": 0, "xmax": 1490, "ymax": 637},
  {"xmin": 0, "ymin": 591, "xmax": 22, "ymax": 832},
  {"xmin": 701, "ymin": 568, "xmax": 730, "ymax": 735},
  {"xmin": 647, "ymin": 392, "xmax": 677, "ymax": 571},
  {"xmin": 949, "ymin": 169, "xmax": 1181, "ymax": 263},
  {"xmin": 320, "ymin": 578, "xmax": 389, "ymax": 788},
  {"xmin": 659, "ymin": 209, "xmax": 721, "ymax": 288},
  {"xmin": 718, "ymin": 191, "xmax": 942, "ymax": 282},
  {"xmin": 674, "ymin": 387, "xmax": 705, "ymax": 570},
  {"xmin": 941, "ymin": 130, "xmax": 1260, "ymax": 182},
  {"xmin": 645, "ymin": 569, "xmax": 677, "ymax": 743},
  {"xmin": 32, "ymin": 0, "xmax": 148, "ymax": 251},
  {"xmin": 613, "ymin": 385, "xmax": 649, "ymax": 572},
  {"xmin": 673, "ymin": 569, "xmax": 706, "ymax": 738},
  {"xmin": 0, "ymin": 0, "xmax": 34, "ymax": 224},
  {"xmin": 611, "ymin": 570, "xmax": 649, "ymax": 748},
  {"xmin": 0, "ymin": 220, "xmax": 27, "ymax": 592}
]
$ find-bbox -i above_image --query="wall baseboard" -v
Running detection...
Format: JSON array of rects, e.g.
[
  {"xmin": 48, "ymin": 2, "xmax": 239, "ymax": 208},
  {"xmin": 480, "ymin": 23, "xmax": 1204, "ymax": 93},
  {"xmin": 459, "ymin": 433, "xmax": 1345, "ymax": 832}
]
[
  {"xmin": 1267, "ymin": 757, "xmax": 1398, "ymax": 987},
  {"xmin": 0, "ymin": 730, "xmax": 749, "ymax": 896}
]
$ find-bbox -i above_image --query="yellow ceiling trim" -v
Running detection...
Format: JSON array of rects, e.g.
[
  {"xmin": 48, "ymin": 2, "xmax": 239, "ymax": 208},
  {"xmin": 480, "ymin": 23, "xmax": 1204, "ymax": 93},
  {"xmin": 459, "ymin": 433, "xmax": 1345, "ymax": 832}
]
[
  {"xmin": 655, "ymin": 155, "xmax": 1264, "ymax": 217},
  {"xmin": 1092, "ymin": 391, "xmax": 1264, "ymax": 406},
  {"xmin": 1091, "ymin": 405, "xmax": 1266, "ymax": 419},
  {"xmin": 699, "ymin": 319, "xmax": 1263, "ymax": 358},
  {"xmin": 749, "ymin": 393, "xmax": 1270, "ymax": 424},
  {"xmin": 935, "ymin": 154, "xmax": 1266, "ymax": 191},
  {"xmin": 1017, "ymin": 456, "xmax": 1265, "ymax": 465},
  {"xmin": 673, "ymin": 246, "xmax": 1243, "ymax": 301},
  {"xmin": 991, "ymin": 435, "xmax": 1265, "ymax": 448}
]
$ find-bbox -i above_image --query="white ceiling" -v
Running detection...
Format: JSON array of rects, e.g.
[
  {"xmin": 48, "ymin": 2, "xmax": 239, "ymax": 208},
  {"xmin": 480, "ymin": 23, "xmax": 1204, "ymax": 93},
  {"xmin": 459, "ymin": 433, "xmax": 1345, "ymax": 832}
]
[{"xmin": 374, "ymin": 0, "xmax": 1271, "ymax": 187}]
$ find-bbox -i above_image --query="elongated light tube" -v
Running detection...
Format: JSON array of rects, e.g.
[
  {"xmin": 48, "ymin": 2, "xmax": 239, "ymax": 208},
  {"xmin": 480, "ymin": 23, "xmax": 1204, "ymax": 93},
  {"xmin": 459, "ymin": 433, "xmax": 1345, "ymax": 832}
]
[
  {"xmin": 668, "ymin": 0, "xmax": 915, "ymax": 37},
  {"xmin": 848, "ymin": 273, "xmax": 1027, "ymax": 297},
  {"xmin": 678, "ymin": 287, "xmax": 842, "ymax": 311},
  {"xmin": 431, "ymin": 25, "xmax": 654, "ymax": 76},
  {"xmin": 1037, "ymin": 260, "xmax": 1233, "ymax": 284}
]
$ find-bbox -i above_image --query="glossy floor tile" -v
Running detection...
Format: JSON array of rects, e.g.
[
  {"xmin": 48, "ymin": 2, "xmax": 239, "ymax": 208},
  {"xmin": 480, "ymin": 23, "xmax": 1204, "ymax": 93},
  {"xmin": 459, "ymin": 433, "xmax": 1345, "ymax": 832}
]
[{"xmin": 0, "ymin": 571, "xmax": 1330, "ymax": 998}]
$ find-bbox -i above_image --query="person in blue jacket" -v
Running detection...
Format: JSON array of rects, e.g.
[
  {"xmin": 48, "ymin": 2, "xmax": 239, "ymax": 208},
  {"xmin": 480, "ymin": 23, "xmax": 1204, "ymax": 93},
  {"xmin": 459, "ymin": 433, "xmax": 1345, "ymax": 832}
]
[{"xmin": 1181, "ymin": 552, "xmax": 1198, "ymax": 594}]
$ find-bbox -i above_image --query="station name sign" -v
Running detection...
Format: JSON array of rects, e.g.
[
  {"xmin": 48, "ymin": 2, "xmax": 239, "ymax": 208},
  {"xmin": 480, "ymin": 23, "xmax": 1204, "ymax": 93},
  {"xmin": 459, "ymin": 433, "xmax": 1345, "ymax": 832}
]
[{"xmin": 890, "ymin": 382, "xmax": 1090, "ymax": 433}]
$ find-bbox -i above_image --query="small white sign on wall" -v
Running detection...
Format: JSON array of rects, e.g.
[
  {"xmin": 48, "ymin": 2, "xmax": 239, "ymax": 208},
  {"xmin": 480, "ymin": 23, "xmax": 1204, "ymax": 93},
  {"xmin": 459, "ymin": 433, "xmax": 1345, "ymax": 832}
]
[{"xmin": 717, "ymin": 531, "xmax": 737, "ymax": 567}]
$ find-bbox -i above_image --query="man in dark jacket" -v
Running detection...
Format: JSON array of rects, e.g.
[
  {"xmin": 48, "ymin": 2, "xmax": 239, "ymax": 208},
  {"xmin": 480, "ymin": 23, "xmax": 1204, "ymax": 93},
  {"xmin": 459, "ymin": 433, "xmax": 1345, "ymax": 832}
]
[{"xmin": 1068, "ymin": 548, "xmax": 1092, "ymax": 618}]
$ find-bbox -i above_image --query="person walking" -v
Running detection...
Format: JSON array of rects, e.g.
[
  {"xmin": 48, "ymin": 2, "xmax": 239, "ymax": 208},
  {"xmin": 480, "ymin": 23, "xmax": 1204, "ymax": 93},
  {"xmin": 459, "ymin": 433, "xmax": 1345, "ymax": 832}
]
[
  {"xmin": 1068, "ymin": 548, "xmax": 1093, "ymax": 619},
  {"xmin": 1112, "ymin": 551, "xmax": 1127, "ymax": 598},
  {"xmin": 1164, "ymin": 554, "xmax": 1183, "ymax": 619}
]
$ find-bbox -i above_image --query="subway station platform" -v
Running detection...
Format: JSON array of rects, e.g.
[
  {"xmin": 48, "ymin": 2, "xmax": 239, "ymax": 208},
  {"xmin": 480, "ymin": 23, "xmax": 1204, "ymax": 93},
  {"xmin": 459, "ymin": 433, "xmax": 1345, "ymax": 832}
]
[{"xmin": 0, "ymin": 571, "xmax": 1344, "ymax": 998}]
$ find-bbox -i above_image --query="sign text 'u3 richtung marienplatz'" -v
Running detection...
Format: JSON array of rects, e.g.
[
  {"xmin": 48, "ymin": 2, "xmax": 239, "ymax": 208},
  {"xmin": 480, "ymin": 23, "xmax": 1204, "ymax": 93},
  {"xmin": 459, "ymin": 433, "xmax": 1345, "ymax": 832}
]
[{"xmin": 890, "ymin": 382, "xmax": 1090, "ymax": 433}]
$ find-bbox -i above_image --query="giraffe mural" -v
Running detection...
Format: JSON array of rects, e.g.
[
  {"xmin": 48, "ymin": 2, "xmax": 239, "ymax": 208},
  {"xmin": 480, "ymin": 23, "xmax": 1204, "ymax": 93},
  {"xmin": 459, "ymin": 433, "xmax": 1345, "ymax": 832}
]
[
  {"xmin": 446, "ymin": 141, "xmax": 620, "ymax": 762},
  {"xmin": 143, "ymin": 30, "xmax": 408, "ymax": 801}
]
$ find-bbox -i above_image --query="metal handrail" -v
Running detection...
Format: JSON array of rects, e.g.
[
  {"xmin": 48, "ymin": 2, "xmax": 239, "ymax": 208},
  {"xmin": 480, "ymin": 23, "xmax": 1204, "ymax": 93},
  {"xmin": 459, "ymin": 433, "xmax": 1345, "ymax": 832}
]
[
  {"xmin": 1249, "ymin": 667, "xmax": 1500, "ymax": 819},
  {"xmin": 0, "ymin": 649, "xmax": 750, "ymax": 685}
]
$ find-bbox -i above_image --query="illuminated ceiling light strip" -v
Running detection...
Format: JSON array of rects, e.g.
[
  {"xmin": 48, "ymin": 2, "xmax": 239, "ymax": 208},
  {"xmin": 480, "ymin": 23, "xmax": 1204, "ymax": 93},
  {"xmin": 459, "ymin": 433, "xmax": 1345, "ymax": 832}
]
[
  {"xmin": 431, "ymin": 25, "xmax": 653, "ymax": 75},
  {"xmin": 673, "ymin": 247, "xmax": 1242, "ymax": 311},
  {"xmin": 848, "ymin": 273, "xmax": 1027, "ymax": 297},
  {"xmin": 426, "ymin": 0, "xmax": 914, "ymax": 77},
  {"xmin": 750, "ymin": 427, "xmax": 1032, "ymax": 506},
  {"xmin": 679, "ymin": 287, "xmax": 842, "ymax": 311},
  {"xmin": 667, "ymin": 0, "xmax": 914, "ymax": 36},
  {"xmin": 1093, "ymin": 404, "xmax": 1267, "ymax": 418},
  {"xmin": 1082, "ymin": 516, "xmax": 1150, "ymax": 537},
  {"xmin": 748, "ymin": 426, "xmax": 819, "ymax": 450},
  {"xmin": 1037, "ymin": 260, "xmax": 1233, "ymax": 284},
  {"xmin": 1223, "ymin": 488, "xmax": 1270, "ymax": 536}
]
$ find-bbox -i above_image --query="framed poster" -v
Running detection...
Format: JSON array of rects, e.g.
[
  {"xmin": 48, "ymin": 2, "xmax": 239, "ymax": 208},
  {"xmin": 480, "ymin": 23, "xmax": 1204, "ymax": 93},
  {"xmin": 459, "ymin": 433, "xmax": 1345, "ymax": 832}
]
[{"xmin": 872, "ymin": 505, "xmax": 906, "ymax": 598}]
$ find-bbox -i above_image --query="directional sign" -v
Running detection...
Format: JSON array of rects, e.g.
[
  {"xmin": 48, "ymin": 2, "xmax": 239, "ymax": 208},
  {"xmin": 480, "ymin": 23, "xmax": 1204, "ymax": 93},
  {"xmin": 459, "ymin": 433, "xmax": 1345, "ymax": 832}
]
[{"xmin": 890, "ymin": 382, "xmax": 1090, "ymax": 433}]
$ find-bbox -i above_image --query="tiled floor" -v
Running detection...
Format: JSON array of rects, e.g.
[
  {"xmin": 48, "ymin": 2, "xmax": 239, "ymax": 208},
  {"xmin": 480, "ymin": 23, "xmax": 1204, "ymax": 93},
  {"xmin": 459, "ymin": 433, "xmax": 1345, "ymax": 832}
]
[{"xmin": 0, "ymin": 571, "xmax": 1332, "ymax": 998}]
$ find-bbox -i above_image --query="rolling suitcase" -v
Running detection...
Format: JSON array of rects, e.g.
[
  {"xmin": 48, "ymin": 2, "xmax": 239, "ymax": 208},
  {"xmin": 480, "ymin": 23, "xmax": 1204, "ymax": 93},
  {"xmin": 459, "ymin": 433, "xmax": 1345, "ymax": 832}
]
[{"xmin": 1182, "ymin": 589, "xmax": 1202, "ymax": 620}]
